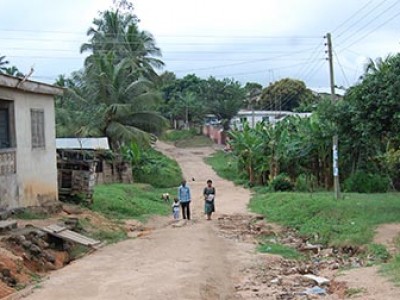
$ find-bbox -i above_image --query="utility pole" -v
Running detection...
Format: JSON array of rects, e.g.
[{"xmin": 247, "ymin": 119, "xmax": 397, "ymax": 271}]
[{"xmin": 326, "ymin": 32, "xmax": 340, "ymax": 200}]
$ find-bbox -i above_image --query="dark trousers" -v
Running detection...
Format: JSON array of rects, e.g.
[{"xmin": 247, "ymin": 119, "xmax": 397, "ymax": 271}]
[{"xmin": 181, "ymin": 202, "xmax": 191, "ymax": 220}]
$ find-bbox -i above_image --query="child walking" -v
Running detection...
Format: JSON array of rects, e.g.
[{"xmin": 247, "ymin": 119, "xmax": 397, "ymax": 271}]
[{"xmin": 172, "ymin": 197, "xmax": 180, "ymax": 220}]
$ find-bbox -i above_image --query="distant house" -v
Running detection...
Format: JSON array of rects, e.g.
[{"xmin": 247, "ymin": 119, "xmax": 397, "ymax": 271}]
[
  {"xmin": 0, "ymin": 74, "xmax": 63, "ymax": 210},
  {"xmin": 230, "ymin": 110, "xmax": 312, "ymax": 130}
]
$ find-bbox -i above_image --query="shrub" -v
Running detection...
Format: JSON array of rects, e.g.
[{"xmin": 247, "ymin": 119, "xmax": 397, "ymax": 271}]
[
  {"xmin": 270, "ymin": 174, "xmax": 294, "ymax": 192},
  {"xmin": 133, "ymin": 149, "xmax": 182, "ymax": 188},
  {"xmin": 295, "ymin": 174, "xmax": 317, "ymax": 192},
  {"xmin": 344, "ymin": 171, "xmax": 389, "ymax": 193}
]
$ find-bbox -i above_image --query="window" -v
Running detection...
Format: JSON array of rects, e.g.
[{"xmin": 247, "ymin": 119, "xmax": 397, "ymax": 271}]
[
  {"xmin": 0, "ymin": 108, "xmax": 10, "ymax": 149},
  {"xmin": 0, "ymin": 100, "xmax": 14, "ymax": 149},
  {"xmin": 31, "ymin": 109, "xmax": 45, "ymax": 149}
]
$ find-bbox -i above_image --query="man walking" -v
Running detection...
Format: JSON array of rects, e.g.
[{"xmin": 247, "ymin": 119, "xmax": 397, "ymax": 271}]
[{"xmin": 178, "ymin": 179, "xmax": 192, "ymax": 220}]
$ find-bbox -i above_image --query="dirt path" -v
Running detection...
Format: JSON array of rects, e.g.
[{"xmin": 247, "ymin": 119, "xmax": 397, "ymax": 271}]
[{"xmin": 23, "ymin": 142, "xmax": 253, "ymax": 300}]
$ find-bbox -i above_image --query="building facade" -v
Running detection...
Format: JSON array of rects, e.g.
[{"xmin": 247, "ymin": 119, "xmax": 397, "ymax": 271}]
[{"xmin": 0, "ymin": 74, "xmax": 63, "ymax": 210}]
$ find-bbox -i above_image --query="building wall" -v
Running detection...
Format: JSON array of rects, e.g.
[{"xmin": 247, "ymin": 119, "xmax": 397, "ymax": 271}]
[{"xmin": 0, "ymin": 87, "xmax": 58, "ymax": 209}]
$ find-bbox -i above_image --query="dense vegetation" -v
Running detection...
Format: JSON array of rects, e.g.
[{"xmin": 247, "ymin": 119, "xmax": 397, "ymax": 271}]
[{"xmin": 227, "ymin": 55, "xmax": 400, "ymax": 192}]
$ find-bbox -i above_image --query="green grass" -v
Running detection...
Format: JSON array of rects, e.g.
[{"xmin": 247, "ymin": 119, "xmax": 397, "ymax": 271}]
[
  {"xmin": 205, "ymin": 151, "xmax": 246, "ymax": 185},
  {"xmin": 258, "ymin": 242, "xmax": 304, "ymax": 260},
  {"xmin": 250, "ymin": 192, "xmax": 400, "ymax": 247},
  {"xmin": 69, "ymin": 244, "xmax": 89, "ymax": 260},
  {"xmin": 162, "ymin": 129, "xmax": 197, "ymax": 142},
  {"xmin": 382, "ymin": 237, "xmax": 400, "ymax": 284},
  {"xmin": 92, "ymin": 184, "xmax": 173, "ymax": 221},
  {"xmin": 13, "ymin": 210, "xmax": 48, "ymax": 220},
  {"xmin": 162, "ymin": 129, "xmax": 213, "ymax": 148},
  {"xmin": 175, "ymin": 135, "xmax": 213, "ymax": 148},
  {"xmin": 90, "ymin": 230, "xmax": 127, "ymax": 244},
  {"xmin": 134, "ymin": 149, "xmax": 182, "ymax": 188}
]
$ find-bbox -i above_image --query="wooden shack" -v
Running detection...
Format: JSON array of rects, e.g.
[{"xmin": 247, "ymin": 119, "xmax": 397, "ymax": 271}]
[{"xmin": 56, "ymin": 138, "xmax": 133, "ymax": 202}]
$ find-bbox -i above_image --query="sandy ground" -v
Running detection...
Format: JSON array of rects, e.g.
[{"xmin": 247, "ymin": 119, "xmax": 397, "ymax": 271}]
[
  {"xmin": 23, "ymin": 142, "xmax": 254, "ymax": 300},
  {"xmin": 22, "ymin": 141, "xmax": 400, "ymax": 300}
]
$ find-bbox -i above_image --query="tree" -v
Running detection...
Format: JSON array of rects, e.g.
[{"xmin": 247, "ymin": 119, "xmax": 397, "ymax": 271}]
[
  {"xmin": 259, "ymin": 78, "xmax": 316, "ymax": 111},
  {"xmin": 3, "ymin": 66, "xmax": 24, "ymax": 77},
  {"xmin": 203, "ymin": 77, "xmax": 245, "ymax": 130},
  {"xmin": 55, "ymin": 7, "xmax": 166, "ymax": 149},
  {"xmin": 80, "ymin": 10, "xmax": 163, "ymax": 82},
  {"xmin": 0, "ymin": 55, "xmax": 9, "ymax": 73},
  {"xmin": 244, "ymin": 82, "xmax": 263, "ymax": 109}
]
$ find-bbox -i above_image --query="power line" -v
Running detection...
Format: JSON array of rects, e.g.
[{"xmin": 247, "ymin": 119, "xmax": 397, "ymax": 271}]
[
  {"xmin": 335, "ymin": 0, "xmax": 390, "ymax": 40},
  {"xmin": 295, "ymin": 40, "xmax": 325, "ymax": 78},
  {"xmin": 338, "ymin": 9, "xmax": 400, "ymax": 52},
  {"xmin": 1, "ymin": 46, "xmax": 318, "ymax": 55},
  {"xmin": 0, "ymin": 28, "xmax": 322, "ymax": 39},
  {"xmin": 6, "ymin": 54, "xmax": 318, "ymax": 63},
  {"xmin": 173, "ymin": 50, "xmax": 323, "ymax": 73},
  {"xmin": 212, "ymin": 61, "xmax": 321, "ymax": 78},
  {"xmin": 337, "ymin": 0, "xmax": 400, "ymax": 46},
  {"xmin": 303, "ymin": 59, "xmax": 326, "ymax": 83},
  {"xmin": 333, "ymin": 50, "xmax": 351, "ymax": 87},
  {"xmin": 331, "ymin": 0, "xmax": 375, "ymax": 33}
]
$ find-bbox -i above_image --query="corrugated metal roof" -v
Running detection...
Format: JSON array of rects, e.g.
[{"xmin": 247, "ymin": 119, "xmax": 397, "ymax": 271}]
[
  {"xmin": 42, "ymin": 224, "xmax": 101, "ymax": 246},
  {"xmin": 56, "ymin": 137, "xmax": 110, "ymax": 150}
]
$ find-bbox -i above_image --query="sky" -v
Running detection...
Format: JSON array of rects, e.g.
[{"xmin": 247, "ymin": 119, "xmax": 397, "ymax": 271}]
[{"xmin": 1, "ymin": 0, "xmax": 400, "ymax": 89}]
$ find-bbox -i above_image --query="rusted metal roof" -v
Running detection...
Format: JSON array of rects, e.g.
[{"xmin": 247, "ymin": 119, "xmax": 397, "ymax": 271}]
[{"xmin": 42, "ymin": 224, "xmax": 100, "ymax": 247}]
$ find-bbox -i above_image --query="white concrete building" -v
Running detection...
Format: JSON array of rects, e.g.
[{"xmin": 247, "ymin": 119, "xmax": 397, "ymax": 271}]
[
  {"xmin": 0, "ymin": 74, "xmax": 63, "ymax": 210},
  {"xmin": 230, "ymin": 110, "xmax": 312, "ymax": 130}
]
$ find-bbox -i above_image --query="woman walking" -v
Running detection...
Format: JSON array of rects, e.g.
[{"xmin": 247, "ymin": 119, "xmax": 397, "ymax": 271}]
[{"xmin": 203, "ymin": 179, "xmax": 216, "ymax": 220}]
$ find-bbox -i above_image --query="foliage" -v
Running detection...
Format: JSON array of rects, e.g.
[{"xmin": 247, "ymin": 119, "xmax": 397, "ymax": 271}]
[
  {"xmin": 158, "ymin": 74, "xmax": 246, "ymax": 130},
  {"xmin": 258, "ymin": 242, "xmax": 304, "ymax": 260},
  {"xmin": 121, "ymin": 144, "xmax": 182, "ymax": 188},
  {"xmin": 228, "ymin": 113, "xmax": 334, "ymax": 188},
  {"xmin": 366, "ymin": 244, "xmax": 391, "ymax": 263},
  {"xmin": 0, "ymin": 55, "xmax": 9, "ymax": 73},
  {"xmin": 13, "ymin": 210, "xmax": 48, "ymax": 220},
  {"xmin": 90, "ymin": 230, "xmax": 127, "ymax": 244},
  {"xmin": 295, "ymin": 174, "xmax": 317, "ymax": 192},
  {"xmin": 343, "ymin": 172, "xmax": 389, "ymax": 193},
  {"xmin": 258, "ymin": 78, "xmax": 316, "ymax": 111},
  {"xmin": 0, "ymin": 55, "xmax": 24, "ymax": 77},
  {"xmin": 92, "ymin": 184, "xmax": 173, "ymax": 220},
  {"xmin": 203, "ymin": 77, "xmax": 246, "ymax": 130},
  {"xmin": 382, "ymin": 254, "xmax": 400, "ymax": 284},
  {"xmin": 269, "ymin": 174, "xmax": 294, "ymax": 192},
  {"xmin": 250, "ymin": 192, "xmax": 400, "ymax": 247},
  {"xmin": 205, "ymin": 151, "xmax": 246, "ymax": 185},
  {"xmin": 55, "ymin": 8, "xmax": 167, "ymax": 149}
]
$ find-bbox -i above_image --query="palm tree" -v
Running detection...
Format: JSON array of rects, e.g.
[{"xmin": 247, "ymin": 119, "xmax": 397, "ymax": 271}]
[
  {"xmin": 0, "ymin": 55, "xmax": 9, "ymax": 73},
  {"xmin": 80, "ymin": 10, "xmax": 163, "ymax": 81},
  {"xmin": 72, "ymin": 52, "xmax": 167, "ymax": 149},
  {"xmin": 4, "ymin": 66, "xmax": 24, "ymax": 77}
]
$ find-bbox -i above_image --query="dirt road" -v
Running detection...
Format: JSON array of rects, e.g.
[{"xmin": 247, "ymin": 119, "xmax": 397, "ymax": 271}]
[{"xmin": 24, "ymin": 142, "xmax": 253, "ymax": 300}]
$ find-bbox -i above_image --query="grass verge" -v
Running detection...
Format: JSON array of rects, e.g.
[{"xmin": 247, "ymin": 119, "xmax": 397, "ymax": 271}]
[
  {"xmin": 92, "ymin": 184, "xmax": 174, "ymax": 221},
  {"xmin": 250, "ymin": 192, "xmax": 400, "ymax": 247},
  {"xmin": 162, "ymin": 129, "xmax": 213, "ymax": 148},
  {"xmin": 205, "ymin": 151, "xmax": 246, "ymax": 185}
]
